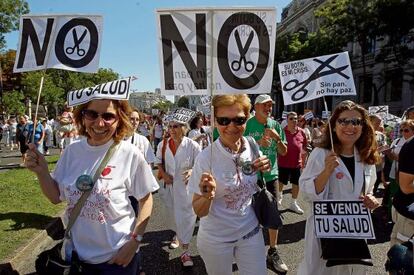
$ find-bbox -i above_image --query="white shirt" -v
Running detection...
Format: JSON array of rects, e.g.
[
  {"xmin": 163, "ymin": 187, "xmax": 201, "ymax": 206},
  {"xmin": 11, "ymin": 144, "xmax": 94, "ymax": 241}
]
[
  {"xmin": 52, "ymin": 139, "xmax": 159, "ymax": 264},
  {"xmin": 125, "ymin": 133, "xmax": 156, "ymax": 164},
  {"xmin": 188, "ymin": 137, "xmax": 259, "ymax": 243}
]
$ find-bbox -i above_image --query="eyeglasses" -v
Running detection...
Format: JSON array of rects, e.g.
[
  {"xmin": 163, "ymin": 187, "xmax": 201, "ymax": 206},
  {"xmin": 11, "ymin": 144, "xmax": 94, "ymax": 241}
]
[
  {"xmin": 289, "ymin": 117, "xmax": 298, "ymax": 121},
  {"xmin": 168, "ymin": 124, "xmax": 181, "ymax": 129},
  {"xmin": 82, "ymin": 110, "xmax": 117, "ymax": 124},
  {"xmin": 337, "ymin": 118, "xmax": 363, "ymax": 127},
  {"xmin": 400, "ymin": 128, "xmax": 411, "ymax": 133},
  {"xmin": 216, "ymin": 116, "xmax": 247, "ymax": 126}
]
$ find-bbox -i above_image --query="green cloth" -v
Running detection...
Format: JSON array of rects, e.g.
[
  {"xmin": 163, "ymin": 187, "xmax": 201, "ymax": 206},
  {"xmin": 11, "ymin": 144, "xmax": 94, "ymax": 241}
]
[
  {"xmin": 244, "ymin": 116, "xmax": 286, "ymax": 182},
  {"xmin": 213, "ymin": 127, "xmax": 219, "ymax": 141}
]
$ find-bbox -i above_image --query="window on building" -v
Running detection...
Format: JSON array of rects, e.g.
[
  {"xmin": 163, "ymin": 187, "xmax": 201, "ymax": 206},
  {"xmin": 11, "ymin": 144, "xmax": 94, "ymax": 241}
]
[
  {"xmin": 359, "ymin": 75, "xmax": 373, "ymax": 103},
  {"xmin": 384, "ymin": 69, "xmax": 403, "ymax": 102}
]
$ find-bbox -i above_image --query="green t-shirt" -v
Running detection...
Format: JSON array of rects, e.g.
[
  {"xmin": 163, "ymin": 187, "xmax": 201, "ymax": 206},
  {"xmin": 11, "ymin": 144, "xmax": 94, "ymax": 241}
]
[{"xmin": 244, "ymin": 116, "xmax": 286, "ymax": 182}]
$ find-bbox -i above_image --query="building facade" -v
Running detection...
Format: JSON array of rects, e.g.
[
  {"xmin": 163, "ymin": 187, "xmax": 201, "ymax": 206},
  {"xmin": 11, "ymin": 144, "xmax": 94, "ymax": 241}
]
[{"xmin": 128, "ymin": 91, "xmax": 167, "ymax": 114}]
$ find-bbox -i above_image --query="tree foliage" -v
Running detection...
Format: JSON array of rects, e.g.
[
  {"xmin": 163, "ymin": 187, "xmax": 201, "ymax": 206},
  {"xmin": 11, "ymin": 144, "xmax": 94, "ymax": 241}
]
[
  {"xmin": 177, "ymin": 96, "xmax": 189, "ymax": 108},
  {"xmin": 152, "ymin": 100, "xmax": 173, "ymax": 113},
  {"xmin": 0, "ymin": 0, "xmax": 29, "ymax": 51},
  {"xmin": 2, "ymin": 90, "xmax": 25, "ymax": 114}
]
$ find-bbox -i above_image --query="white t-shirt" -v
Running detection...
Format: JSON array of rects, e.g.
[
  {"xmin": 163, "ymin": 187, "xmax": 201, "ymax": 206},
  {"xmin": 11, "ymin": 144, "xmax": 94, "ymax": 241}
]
[
  {"xmin": 52, "ymin": 139, "xmax": 159, "ymax": 264},
  {"xmin": 125, "ymin": 133, "xmax": 156, "ymax": 164},
  {"xmin": 188, "ymin": 137, "xmax": 259, "ymax": 243},
  {"xmin": 139, "ymin": 124, "xmax": 150, "ymax": 137}
]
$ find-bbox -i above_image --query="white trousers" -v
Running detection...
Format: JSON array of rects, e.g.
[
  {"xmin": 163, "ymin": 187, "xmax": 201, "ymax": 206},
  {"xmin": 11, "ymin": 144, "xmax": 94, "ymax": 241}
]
[
  {"xmin": 158, "ymin": 183, "xmax": 177, "ymax": 233},
  {"xmin": 197, "ymin": 228, "xmax": 267, "ymax": 275},
  {"xmin": 173, "ymin": 180, "xmax": 197, "ymax": 244}
]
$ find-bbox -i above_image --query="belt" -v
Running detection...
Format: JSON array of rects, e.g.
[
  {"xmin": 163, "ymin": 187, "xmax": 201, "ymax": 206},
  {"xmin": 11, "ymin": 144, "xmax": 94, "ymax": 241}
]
[{"xmin": 224, "ymin": 225, "xmax": 260, "ymax": 244}]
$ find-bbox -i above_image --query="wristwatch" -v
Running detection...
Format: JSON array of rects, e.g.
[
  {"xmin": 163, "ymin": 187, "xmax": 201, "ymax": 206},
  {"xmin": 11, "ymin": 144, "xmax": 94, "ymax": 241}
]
[{"xmin": 131, "ymin": 232, "xmax": 143, "ymax": 242}]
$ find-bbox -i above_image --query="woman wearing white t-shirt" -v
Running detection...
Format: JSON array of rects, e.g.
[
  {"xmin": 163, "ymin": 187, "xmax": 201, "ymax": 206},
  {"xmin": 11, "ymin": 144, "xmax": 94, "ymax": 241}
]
[
  {"xmin": 188, "ymin": 94, "xmax": 271, "ymax": 275},
  {"xmin": 188, "ymin": 115, "xmax": 209, "ymax": 149},
  {"xmin": 25, "ymin": 99, "xmax": 158, "ymax": 274},
  {"xmin": 156, "ymin": 118, "xmax": 201, "ymax": 267}
]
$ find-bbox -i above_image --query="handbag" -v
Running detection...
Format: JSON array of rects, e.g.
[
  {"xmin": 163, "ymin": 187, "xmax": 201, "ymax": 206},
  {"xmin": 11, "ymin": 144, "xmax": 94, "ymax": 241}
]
[
  {"xmin": 35, "ymin": 142, "xmax": 120, "ymax": 274},
  {"xmin": 320, "ymin": 170, "xmax": 373, "ymax": 267},
  {"xmin": 246, "ymin": 136, "xmax": 283, "ymax": 230}
]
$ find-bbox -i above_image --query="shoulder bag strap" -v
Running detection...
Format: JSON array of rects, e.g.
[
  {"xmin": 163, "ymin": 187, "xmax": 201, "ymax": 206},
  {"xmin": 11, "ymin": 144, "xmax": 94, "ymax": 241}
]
[
  {"xmin": 246, "ymin": 136, "xmax": 266, "ymax": 189},
  {"xmin": 65, "ymin": 141, "xmax": 120, "ymax": 238}
]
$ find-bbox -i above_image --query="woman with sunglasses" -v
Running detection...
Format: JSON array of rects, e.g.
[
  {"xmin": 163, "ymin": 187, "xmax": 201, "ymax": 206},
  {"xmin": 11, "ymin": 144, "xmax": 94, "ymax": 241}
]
[
  {"xmin": 384, "ymin": 119, "xmax": 414, "ymax": 221},
  {"xmin": 25, "ymin": 99, "xmax": 159, "ymax": 275},
  {"xmin": 188, "ymin": 94, "xmax": 270, "ymax": 275},
  {"xmin": 155, "ymin": 118, "xmax": 201, "ymax": 267},
  {"xmin": 297, "ymin": 100, "xmax": 381, "ymax": 275}
]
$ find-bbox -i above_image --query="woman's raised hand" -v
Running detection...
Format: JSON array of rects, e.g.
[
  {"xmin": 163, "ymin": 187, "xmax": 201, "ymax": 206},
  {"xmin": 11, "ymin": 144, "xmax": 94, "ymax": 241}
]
[
  {"xmin": 324, "ymin": 151, "xmax": 339, "ymax": 174},
  {"xmin": 199, "ymin": 172, "xmax": 216, "ymax": 200},
  {"xmin": 25, "ymin": 143, "xmax": 49, "ymax": 175}
]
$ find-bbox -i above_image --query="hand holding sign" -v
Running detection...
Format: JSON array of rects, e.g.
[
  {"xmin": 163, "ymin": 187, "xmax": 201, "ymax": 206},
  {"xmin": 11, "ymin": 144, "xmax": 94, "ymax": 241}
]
[
  {"xmin": 359, "ymin": 194, "xmax": 380, "ymax": 210},
  {"xmin": 325, "ymin": 151, "xmax": 340, "ymax": 174}
]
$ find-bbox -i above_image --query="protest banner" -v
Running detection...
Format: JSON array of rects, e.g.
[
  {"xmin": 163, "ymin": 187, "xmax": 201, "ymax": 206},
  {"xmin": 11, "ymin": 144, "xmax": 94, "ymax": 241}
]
[
  {"xmin": 200, "ymin": 95, "xmax": 211, "ymax": 106},
  {"xmin": 157, "ymin": 7, "xmax": 276, "ymax": 95},
  {"xmin": 67, "ymin": 77, "xmax": 132, "ymax": 107},
  {"xmin": 313, "ymin": 200, "xmax": 375, "ymax": 239},
  {"xmin": 304, "ymin": 111, "xmax": 314, "ymax": 121},
  {"xmin": 282, "ymin": 111, "xmax": 288, "ymax": 120},
  {"xmin": 369, "ymin": 106, "xmax": 389, "ymax": 121},
  {"xmin": 170, "ymin": 108, "xmax": 197, "ymax": 124},
  {"xmin": 322, "ymin": 111, "xmax": 331, "ymax": 119},
  {"xmin": 278, "ymin": 52, "xmax": 356, "ymax": 105},
  {"xmin": 14, "ymin": 14, "xmax": 103, "ymax": 73}
]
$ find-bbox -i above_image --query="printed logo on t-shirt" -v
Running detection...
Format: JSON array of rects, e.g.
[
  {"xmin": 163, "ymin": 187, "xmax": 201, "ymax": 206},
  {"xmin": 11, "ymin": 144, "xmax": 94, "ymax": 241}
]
[
  {"xmin": 223, "ymin": 180, "xmax": 256, "ymax": 213},
  {"xmin": 100, "ymin": 165, "xmax": 115, "ymax": 179}
]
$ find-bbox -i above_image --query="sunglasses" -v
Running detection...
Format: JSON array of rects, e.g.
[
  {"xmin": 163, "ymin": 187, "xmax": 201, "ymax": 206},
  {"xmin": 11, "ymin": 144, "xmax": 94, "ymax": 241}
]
[
  {"xmin": 168, "ymin": 124, "xmax": 181, "ymax": 129},
  {"xmin": 400, "ymin": 128, "xmax": 411, "ymax": 133},
  {"xmin": 216, "ymin": 116, "xmax": 247, "ymax": 126},
  {"xmin": 337, "ymin": 118, "xmax": 363, "ymax": 127},
  {"xmin": 82, "ymin": 109, "xmax": 117, "ymax": 124}
]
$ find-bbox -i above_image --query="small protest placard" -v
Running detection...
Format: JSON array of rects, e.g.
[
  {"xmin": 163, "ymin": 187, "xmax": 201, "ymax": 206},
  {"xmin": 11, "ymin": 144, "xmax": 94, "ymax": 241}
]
[
  {"xmin": 67, "ymin": 77, "xmax": 131, "ymax": 107},
  {"xmin": 385, "ymin": 113, "xmax": 402, "ymax": 127},
  {"xmin": 278, "ymin": 52, "xmax": 356, "ymax": 105},
  {"xmin": 322, "ymin": 111, "xmax": 331, "ymax": 119},
  {"xmin": 304, "ymin": 111, "xmax": 314, "ymax": 121},
  {"xmin": 200, "ymin": 95, "xmax": 211, "ymax": 106},
  {"xmin": 170, "ymin": 108, "xmax": 197, "ymax": 124},
  {"xmin": 313, "ymin": 200, "xmax": 375, "ymax": 239},
  {"xmin": 369, "ymin": 106, "xmax": 389, "ymax": 121},
  {"xmin": 196, "ymin": 105, "xmax": 211, "ymax": 116},
  {"xmin": 282, "ymin": 111, "xmax": 289, "ymax": 120}
]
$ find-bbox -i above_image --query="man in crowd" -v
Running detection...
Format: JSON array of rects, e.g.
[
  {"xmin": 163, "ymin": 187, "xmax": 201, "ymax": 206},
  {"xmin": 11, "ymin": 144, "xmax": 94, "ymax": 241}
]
[
  {"xmin": 278, "ymin": 112, "xmax": 307, "ymax": 214},
  {"xmin": 244, "ymin": 94, "xmax": 288, "ymax": 273}
]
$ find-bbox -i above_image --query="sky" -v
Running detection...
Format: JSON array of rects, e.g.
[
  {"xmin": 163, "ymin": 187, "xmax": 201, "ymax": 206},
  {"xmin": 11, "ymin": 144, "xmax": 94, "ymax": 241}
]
[{"xmin": 5, "ymin": 0, "xmax": 291, "ymax": 96}]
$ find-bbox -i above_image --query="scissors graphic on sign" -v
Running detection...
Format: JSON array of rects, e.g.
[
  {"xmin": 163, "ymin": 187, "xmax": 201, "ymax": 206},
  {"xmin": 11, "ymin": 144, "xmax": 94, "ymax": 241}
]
[
  {"xmin": 283, "ymin": 54, "xmax": 350, "ymax": 102},
  {"xmin": 65, "ymin": 29, "xmax": 87, "ymax": 56},
  {"xmin": 231, "ymin": 30, "xmax": 254, "ymax": 72}
]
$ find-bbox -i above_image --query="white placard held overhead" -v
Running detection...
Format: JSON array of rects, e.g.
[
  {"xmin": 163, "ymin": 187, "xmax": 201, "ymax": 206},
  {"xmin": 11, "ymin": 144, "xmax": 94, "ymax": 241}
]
[
  {"xmin": 67, "ymin": 77, "xmax": 132, "ymax": 107},
  {"xmin": 14, "ymin": 14, "xmax": 103, "ymax": 73},
  {"xmin": 157, "ymin": 7, "xmax": 276, "ymax": 95},
  {"xmin": 200, "ymin": 95, "xmax": 211, "ymax": 106},
  {"xmin": 170, "ymin": 108, "xmax": 197, "ymax": 124},
  {"xmin": 322, "ymin": 111, "xmax": 331, "ymax": 119},
  {"xmin": 369, "ymin": 106, "xmax": 389, "ymax": 121},
  {"xmin": 304, "ymin": 111, "xmax": 314, "ymax": 121},
  {"xmin": 282, "ymin": 111, "xmax": 289, "ymax": 120},
  {"xmin": 278, "ymin": 52, "xmax": 356, "ymax": 105},
  {"xmin": 313, "ymin": 200, "xmax": 375, "ymax": 239}
]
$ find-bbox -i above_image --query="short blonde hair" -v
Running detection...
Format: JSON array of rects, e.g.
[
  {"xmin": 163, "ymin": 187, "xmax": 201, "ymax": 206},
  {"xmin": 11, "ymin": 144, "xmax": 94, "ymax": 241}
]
[
  {"xmin": 212, "ymin": 94, "xmax": 251, "ymax": 117},
  {"xmin": 73, "ymin": 99, "xmax": 133, "ymax": 142},
  {"xmin": 400, "ymin": 119, "xmax": 414, "ymax": 131}
]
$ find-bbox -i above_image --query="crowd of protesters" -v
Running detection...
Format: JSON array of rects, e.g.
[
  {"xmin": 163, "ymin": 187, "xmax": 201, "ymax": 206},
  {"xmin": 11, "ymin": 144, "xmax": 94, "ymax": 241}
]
[{"xmin": 3, "ymin": 93, "xmax": 411, "ymax": 274}]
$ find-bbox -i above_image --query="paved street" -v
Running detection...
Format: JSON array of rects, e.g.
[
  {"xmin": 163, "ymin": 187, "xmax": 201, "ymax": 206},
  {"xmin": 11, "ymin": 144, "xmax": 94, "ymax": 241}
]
[{"xmin": 0, "ymin": 146, "xmax": 391, "ymax": 274}]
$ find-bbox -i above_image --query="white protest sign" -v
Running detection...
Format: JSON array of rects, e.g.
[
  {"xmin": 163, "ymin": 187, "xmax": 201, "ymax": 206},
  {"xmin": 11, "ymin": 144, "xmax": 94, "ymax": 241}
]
[
  {"xmin": 279, "ymin": 52, "xmax": 356, "ymax": 105},
  {"xmin": 196, "ymin": 105, "xmax": 211, "ymax": 116},
  {"xmin": 385, "ymin": 113, "xmax": 401, "ymax": 127},
  {"xmin": 282, "ymin": 111, "xmax": 288, "ymax": 119},
  {"xmin": 157, "ymin": 7, "xmax": 276, "ymax": 95},
  {"xmin": 170, "ymin": 108, "xmax": 197, "ymax": 124},
  {"xmin": 313, "ymin": 200, "xmax": 375, "ymax": 239},
  {"xmin": 200, "ymin": 95, "xmax": 211, "ymax": 106},
  {"xmin": 152, "ymin": 109, "xmax": 159, "ymax": 116},
  {"xmin": 304, "ymin": 111, "xmax": 314, "ymax": 121},
  {"xmin": 322, "ymin": 111, "xmax": 331, "ymax": 119},
  {"xmin": 14, "ymin": 14, "xmax": 103, "ymax": 73},
  {"xmin": 369, "ymin": 106, "xmax": 388, "ymax": 121},
  {"xmin": 67, "ymin": 77, "xmax": 131, "ymax": 107}
]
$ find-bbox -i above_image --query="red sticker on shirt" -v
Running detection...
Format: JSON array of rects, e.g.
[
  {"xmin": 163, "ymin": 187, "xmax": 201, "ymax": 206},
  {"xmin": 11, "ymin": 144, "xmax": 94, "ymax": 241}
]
[
  {"xmin": 336, "ymin": 172, "xmax": 344, "ymax": 179},
  {"xmin": 102, "ymin": 167, "xmax": 111, "ymax": 177}
]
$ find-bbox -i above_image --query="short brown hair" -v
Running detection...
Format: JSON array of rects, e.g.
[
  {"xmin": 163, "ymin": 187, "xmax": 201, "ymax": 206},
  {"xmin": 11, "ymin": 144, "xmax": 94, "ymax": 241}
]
[
  {"xmin": 73, "ymin": 100, "xmax": 133, "ymax": 142},
  {"xmin": 212, "ymin": 94, "xmax": 251, "ymax": 117},
  {"xmin": 319, "ymin": 100, "xmax": 380, "ymax": 165},
  {"xmin": 400, "ymin": 119, "xmax": 414, "ymax": 131}
]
